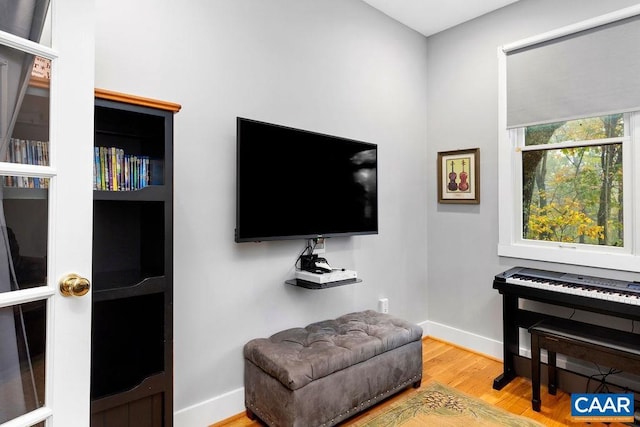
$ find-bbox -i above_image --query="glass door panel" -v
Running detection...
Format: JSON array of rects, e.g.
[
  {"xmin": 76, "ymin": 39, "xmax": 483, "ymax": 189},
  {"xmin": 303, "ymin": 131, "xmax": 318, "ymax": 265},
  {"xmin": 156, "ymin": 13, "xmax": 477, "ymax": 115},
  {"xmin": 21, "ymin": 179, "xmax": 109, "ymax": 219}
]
[
  {"xmin": 0, "ymin": 300, "xmax": 46, "ymax": 425},
  {"xmin": 0, "ymin": 174, "xmax": 48, "ymax": 423},
  {"xmin": 1, "ymin": 176, "xmax": 48, "ymax": 293},
  {"xmin": 0, "ymin": 0, "xmax": 50, "ymax": 42},
  {"xmin": 0, "ymin": 43, "xmax": 50, "ymax": 167}
]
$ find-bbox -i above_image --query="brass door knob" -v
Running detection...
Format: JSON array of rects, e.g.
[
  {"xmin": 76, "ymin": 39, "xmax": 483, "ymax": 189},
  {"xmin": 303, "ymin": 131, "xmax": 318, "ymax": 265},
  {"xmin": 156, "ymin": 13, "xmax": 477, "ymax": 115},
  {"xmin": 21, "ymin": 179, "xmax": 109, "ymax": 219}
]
[{"xmin": 59, "ymin": 273, "xmax": 91, "ymax": 297}]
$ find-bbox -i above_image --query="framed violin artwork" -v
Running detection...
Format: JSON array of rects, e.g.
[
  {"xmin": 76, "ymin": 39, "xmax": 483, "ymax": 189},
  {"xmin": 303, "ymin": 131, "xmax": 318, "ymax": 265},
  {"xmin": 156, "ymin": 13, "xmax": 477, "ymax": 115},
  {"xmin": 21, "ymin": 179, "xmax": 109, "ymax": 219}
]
[{"xmin": 437, "ymin": 148, "xmax": 480, "ymax": 204}]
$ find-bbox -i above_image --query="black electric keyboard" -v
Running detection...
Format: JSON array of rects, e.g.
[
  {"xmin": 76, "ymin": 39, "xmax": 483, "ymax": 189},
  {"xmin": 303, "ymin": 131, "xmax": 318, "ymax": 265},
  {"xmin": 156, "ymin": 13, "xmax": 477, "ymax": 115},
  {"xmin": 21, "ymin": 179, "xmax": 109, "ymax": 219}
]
[
  {"xmin": 495, "ymin": 266, "xmax": 640, "ymax": 306},
  {"xmin": 492, "ymin": 266, "xmax": 640, "ymax": 390}
]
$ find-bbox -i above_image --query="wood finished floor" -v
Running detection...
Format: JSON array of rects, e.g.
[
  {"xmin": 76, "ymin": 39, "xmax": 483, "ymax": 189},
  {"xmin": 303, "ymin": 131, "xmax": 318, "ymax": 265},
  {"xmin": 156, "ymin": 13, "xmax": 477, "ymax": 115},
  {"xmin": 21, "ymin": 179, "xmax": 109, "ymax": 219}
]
[{"xmin": 212, "ymin": 336, "xmax": 627, "ymax": 427}]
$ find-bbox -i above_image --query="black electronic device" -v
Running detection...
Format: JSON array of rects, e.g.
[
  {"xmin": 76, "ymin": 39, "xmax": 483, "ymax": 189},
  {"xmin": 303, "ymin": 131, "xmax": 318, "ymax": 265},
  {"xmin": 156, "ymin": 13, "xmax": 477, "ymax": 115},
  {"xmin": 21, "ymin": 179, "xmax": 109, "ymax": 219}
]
[
  {"xmin": 300, "ymin": 255, "xmax": 332, "ymax": 274},
  {"xmin": 235, "ymin": 117, "xmax": 378, "ymax": 242}
]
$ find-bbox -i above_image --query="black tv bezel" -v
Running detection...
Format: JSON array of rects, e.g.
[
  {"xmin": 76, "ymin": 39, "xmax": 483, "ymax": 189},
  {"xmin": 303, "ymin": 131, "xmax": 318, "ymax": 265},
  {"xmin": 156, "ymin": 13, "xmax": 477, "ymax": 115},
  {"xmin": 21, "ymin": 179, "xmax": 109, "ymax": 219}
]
[{"xmin": 235, "ymin": 117, "xmax": 378, "ymax": 243}]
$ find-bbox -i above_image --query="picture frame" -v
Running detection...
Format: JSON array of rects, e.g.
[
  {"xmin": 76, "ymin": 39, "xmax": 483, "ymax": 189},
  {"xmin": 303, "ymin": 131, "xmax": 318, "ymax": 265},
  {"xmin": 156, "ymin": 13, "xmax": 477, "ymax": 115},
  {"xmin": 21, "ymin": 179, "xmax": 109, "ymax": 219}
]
[{"xmin": 437, "ymin": 148, "xmax": 480, "ymax": 204}]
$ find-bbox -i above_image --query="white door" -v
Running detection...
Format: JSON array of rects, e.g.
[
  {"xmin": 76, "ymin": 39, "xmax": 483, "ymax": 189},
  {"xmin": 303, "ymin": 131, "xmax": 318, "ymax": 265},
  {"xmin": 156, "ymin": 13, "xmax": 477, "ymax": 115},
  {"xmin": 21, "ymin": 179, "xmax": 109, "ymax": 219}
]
[{"xmin": 0, "ymin": 1, "xmax": 94, "ymax": 426}]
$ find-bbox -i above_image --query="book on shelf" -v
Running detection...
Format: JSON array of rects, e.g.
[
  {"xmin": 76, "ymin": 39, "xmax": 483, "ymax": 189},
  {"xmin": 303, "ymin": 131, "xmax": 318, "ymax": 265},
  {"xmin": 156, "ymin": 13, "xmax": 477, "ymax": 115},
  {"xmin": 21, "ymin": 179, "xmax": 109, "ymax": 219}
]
[
  {"xmin": 94, "ymin": 146, "xmax": 162, "ymax": 191},
  {"xmin": 3, "ymin": 138, "xmax": 50, "ymax": 188}
]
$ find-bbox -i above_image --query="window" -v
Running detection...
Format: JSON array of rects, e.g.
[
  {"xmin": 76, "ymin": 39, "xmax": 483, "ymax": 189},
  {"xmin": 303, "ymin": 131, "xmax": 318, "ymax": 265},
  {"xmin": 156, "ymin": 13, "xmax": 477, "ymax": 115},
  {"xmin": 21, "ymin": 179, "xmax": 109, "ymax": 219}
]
[
  {"xmin": 499, "ymin": 111, "xmax": 640, "ymax": 271},
  {"xmin": 522, "ymin": 114, "xmax": 625, "ymax": 247},
  {"xmin": 498, "ymin": 6, "xmax": 640, "ymax": 272}
]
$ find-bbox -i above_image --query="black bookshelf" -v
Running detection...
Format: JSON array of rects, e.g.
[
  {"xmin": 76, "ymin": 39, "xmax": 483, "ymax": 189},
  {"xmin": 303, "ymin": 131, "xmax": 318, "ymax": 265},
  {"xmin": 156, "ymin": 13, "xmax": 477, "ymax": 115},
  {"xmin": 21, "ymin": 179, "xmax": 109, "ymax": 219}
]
[{"xmin": 90, "ymin": 90, "xmax": 179, "ymax": 427}]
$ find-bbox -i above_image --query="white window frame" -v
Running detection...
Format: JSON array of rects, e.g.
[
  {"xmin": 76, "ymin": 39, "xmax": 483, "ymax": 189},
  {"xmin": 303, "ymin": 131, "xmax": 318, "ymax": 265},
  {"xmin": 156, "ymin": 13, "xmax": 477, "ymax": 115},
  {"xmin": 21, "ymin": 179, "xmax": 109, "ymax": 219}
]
[{"xmin": 497, "ymin": 8, "xmax": 640, "ymax": 273}]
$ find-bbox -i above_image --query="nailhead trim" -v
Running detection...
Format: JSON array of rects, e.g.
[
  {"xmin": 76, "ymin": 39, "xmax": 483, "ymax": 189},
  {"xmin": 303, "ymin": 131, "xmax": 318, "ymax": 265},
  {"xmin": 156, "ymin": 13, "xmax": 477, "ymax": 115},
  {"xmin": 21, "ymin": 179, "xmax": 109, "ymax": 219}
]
[
  {"xmin": 317, "ymin": 375, "xmax": 421, "ymax": 426},
  {"xmin": 248, "ymin": 374, "xmax": 421, "ymax": 427}
]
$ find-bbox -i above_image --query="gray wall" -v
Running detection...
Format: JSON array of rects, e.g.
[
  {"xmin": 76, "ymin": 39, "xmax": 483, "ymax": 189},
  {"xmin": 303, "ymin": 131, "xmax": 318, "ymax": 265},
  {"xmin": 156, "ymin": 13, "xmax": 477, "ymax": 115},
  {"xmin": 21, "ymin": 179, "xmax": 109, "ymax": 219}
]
[
  {"xmin": 426, "ymin": 0, "xmax": 640, "ymax": 347},
  {"xmin": 95, "ymin": 0, "xmax": 428, "ymax": 423}
]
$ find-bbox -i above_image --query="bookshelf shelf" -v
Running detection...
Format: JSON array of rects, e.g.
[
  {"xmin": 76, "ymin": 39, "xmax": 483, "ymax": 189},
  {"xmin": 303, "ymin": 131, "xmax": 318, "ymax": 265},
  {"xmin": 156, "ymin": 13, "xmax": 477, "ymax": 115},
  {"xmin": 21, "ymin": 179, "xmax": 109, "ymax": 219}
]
[
  {"xmin": 91, "ymin": 90, "xmax": 177, "ymax": 427},
  {"xmin": 93, "ymin": 184, "xmax": 166, "ymax": 201},
  {"xmin": 91, "ymin": 372, "xmax": 167, "ymax": 414},
  {"xmin": 92, "ymin": 274, "xmax": 166, "ymax": 300},
  {"xmin": 2, "ymin": 187, "xmax": 48, "ymax": 200}
]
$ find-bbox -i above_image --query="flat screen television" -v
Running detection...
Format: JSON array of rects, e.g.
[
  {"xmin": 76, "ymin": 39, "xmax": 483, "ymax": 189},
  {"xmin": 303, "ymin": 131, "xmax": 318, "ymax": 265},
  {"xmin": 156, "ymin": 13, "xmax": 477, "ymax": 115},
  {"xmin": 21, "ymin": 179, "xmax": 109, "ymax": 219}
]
[{"xmin": 235, "ymin": 117, "xmax": 378, "ymax": 242}]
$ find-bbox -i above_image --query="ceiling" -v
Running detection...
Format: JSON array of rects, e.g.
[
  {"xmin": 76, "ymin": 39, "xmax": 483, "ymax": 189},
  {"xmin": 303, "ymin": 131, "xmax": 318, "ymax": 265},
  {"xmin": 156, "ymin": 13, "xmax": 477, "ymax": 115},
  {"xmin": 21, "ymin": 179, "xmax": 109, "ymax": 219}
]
[{"xmin": 362, "ymin": 0, "xmax": 520, "ymax": 36}]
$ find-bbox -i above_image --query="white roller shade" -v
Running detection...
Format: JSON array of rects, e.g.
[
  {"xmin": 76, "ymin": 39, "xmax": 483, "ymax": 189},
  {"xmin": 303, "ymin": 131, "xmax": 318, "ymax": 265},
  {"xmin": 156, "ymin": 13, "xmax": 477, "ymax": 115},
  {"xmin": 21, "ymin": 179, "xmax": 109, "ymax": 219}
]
[{"xmin": 506, "ymin": 13, "xmax": 640, "ymax": 128}]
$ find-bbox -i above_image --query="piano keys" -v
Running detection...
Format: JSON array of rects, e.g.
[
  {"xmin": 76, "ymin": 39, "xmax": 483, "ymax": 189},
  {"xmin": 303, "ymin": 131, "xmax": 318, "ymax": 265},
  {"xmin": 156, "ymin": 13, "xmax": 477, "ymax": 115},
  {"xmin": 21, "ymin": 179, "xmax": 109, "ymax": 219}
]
[{"xmin": 497, "ymin": 266, "xmax": 640, "ymax": 305}]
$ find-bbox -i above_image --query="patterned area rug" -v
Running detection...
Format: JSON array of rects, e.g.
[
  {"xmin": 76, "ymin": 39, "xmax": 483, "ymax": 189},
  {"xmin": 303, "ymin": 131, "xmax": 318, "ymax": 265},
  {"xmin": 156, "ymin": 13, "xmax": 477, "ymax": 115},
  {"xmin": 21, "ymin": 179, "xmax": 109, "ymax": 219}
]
[{"xmin": 354, "ymin": 382, "xmax": 543, "ymax": 427}]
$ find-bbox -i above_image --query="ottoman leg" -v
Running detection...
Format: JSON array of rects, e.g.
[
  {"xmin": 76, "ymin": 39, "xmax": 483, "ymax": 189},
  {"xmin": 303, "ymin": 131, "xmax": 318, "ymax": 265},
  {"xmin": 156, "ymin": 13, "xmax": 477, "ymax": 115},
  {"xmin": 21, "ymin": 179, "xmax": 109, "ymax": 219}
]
[{"xmin": 246, "ymin": 408, "xmax": 256, "ymax": 420}]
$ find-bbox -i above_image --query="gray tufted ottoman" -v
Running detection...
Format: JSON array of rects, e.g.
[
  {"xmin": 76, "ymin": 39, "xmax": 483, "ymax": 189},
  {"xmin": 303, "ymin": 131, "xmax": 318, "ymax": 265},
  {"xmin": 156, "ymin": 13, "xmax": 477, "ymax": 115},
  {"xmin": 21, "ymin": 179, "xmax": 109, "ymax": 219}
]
[{"xmin": 243, "ymin": 310, "xmax": 423, "ymax": 427}]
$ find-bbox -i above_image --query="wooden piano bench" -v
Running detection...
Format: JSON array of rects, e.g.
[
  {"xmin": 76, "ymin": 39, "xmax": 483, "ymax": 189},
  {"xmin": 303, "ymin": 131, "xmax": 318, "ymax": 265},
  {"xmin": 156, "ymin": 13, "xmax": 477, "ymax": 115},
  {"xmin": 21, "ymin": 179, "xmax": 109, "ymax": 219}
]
[{"xmin": 529, "ymin": 317, "xmax": 640, "ymax": 412}]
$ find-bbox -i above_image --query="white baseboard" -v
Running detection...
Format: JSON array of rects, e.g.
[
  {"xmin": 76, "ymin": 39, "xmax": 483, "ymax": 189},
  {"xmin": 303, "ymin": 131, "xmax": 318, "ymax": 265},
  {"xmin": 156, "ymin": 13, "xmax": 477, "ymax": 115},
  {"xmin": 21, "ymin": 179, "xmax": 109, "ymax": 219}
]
[
  {"xmin": 424, "ymin": 320, "xmax": 608, "ymax": 371},
  {"xmin": 174, "ymin": 386, "xmax": 244, "ymax": 427},
  {"xmin": 424, "ymin": 320, "xmax": 504, "ymax": 360},
  {"xmin": 424, "ymin": 320, "xmax": 640, "ymax": 393}
]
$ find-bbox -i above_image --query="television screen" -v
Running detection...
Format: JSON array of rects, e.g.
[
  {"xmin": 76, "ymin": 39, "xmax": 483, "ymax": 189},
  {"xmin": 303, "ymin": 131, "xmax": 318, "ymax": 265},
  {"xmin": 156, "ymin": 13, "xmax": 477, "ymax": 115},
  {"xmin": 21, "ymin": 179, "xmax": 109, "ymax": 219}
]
[{"xmin": 235, "ymin": 117, "xmax": 378, "ymax": 242}]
